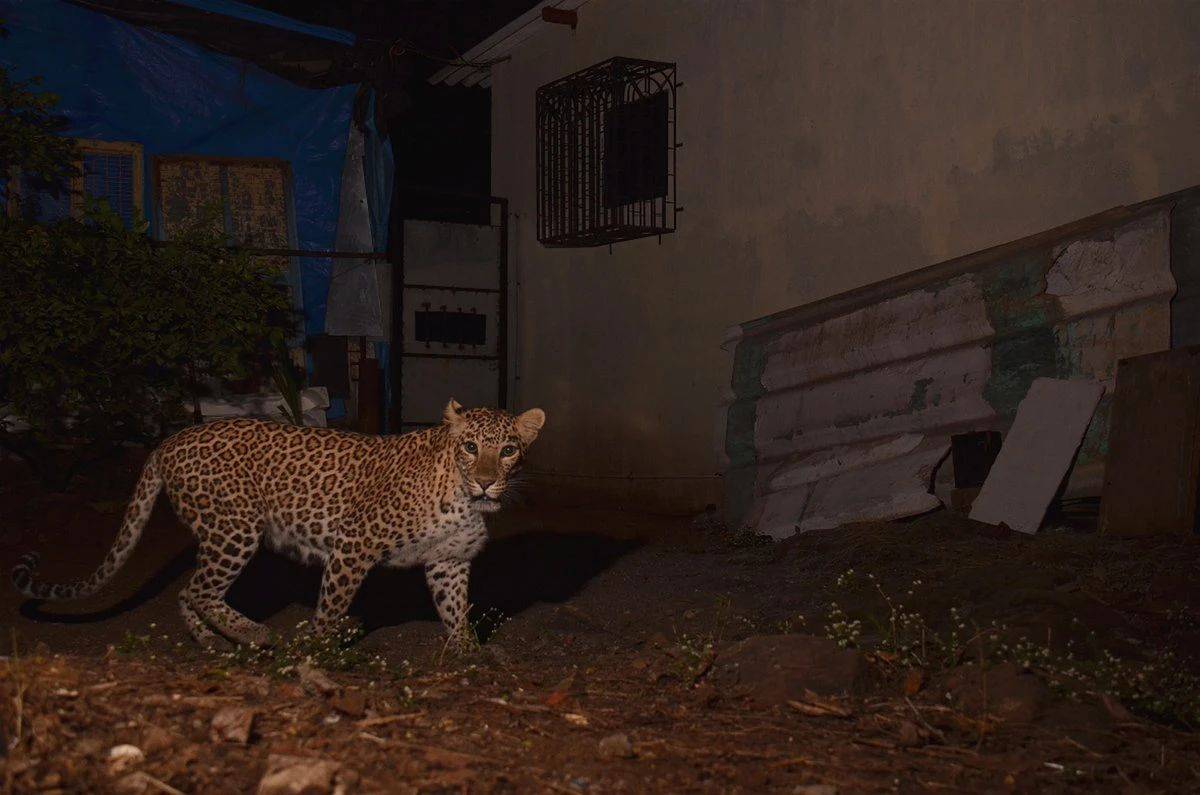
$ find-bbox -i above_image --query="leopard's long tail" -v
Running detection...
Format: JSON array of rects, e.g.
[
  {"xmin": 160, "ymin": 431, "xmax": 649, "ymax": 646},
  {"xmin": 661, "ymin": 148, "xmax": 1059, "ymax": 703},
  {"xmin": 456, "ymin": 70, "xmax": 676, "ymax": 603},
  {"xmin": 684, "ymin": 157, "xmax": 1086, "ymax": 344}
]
[{"xmin": 12, "ymin": 451, "xmax": 163, "ymax": 601}]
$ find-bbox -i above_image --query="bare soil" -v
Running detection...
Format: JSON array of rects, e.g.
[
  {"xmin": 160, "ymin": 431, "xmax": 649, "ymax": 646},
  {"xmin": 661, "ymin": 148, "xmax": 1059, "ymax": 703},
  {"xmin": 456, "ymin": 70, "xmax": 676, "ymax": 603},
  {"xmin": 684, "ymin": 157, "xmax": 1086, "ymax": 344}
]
[{"xmin": 2, "ymin": 452, "xmax": 1200, "ymax": 793}]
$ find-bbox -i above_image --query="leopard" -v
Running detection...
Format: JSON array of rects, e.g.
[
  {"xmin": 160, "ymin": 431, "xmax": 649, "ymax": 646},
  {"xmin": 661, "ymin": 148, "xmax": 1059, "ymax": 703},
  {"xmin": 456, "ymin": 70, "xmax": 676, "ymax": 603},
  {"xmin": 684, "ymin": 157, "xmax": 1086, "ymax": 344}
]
[{"xmin": 12, "ymin": 399, "xmax": 545, "ymax": 648}]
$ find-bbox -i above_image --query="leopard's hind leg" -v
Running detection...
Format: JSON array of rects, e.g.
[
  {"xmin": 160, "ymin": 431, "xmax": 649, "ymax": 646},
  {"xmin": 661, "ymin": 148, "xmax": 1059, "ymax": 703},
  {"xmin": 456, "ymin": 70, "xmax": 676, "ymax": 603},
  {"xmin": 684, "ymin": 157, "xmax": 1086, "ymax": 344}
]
[
  {"xmin": 182, "ymin": 519, "xmax": 273, "ymax": 647},
  {"xmin": 178, "ymin": 591, "xmax": 224, "ymax": 647}
]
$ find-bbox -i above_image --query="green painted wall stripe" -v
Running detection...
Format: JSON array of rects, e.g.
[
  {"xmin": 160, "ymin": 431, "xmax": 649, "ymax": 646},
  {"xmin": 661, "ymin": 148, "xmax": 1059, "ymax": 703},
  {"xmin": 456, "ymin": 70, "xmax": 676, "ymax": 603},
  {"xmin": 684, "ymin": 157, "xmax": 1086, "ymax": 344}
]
[{"xmin": 724, "ymin": 333, "xmax": 767, "ymax": 526}]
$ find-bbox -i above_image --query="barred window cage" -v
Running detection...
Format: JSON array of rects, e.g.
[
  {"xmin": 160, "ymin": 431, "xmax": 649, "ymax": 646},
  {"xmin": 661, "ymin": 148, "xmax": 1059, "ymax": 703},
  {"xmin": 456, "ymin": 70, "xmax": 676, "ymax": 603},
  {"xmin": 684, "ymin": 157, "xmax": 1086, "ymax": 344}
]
[{"xmin": 536, "ymin": 57, "xmax": 678, "ymax": 248}]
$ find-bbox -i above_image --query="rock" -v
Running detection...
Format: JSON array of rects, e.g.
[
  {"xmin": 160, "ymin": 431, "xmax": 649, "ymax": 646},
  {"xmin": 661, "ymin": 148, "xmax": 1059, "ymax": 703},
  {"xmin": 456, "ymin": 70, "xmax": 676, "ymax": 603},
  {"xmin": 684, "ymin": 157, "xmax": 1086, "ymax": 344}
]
[
  {"xmin": 210, "ymin": 706, "xmax": 257, "ymax": 744},
  {"xmin": 1099, "ymin": 693, "xmax": 1135, "ymax": 722},
  {"xmin": 545, "ymin": 668, "xmax": 588, "ymax": 707},
  {"xmin": 896, "ymin": 720, "xmax": 924, "ymax": 748},
  {"xmin": 106, "ymin": 744, "xmax": 145, "ymax": 777},
  {"xmin": 275, "ymin": 682, "xmax": 305, "ymax": 700},
  {"xmin": 330, "ymin": 689, "xmax": 367, "ymax": 718},
  {"xmin": 298, "ymin": 663, "xmax": 338, "ymax": 696},
  {"xmin": 943, "ymin": 662, "xmax": 1047, "ymax": 722},
  {"xmin": 141, "ymin": 725, "xmax": 175, "ymax": 755},
  {"xmin": 257, "ymin": 754, "xmax": 342, "ymax": 795},
  {"xmin": 793, "ymin": 786, "xmax": 837, "ymax": 795},
  {"xmin": 902, "ymin": 668, "xmax": 926, "ymax": 696},
  {"xmin": 714, "ymin": 634, "xmax": 865, "ymax": 705},
  {"xmin": 597, "ymin": 733, "xmax": 635, "ymax": 760},
  {"xmin": 239, "ymin": 675, "xmax": 273, "ymax": 699}
]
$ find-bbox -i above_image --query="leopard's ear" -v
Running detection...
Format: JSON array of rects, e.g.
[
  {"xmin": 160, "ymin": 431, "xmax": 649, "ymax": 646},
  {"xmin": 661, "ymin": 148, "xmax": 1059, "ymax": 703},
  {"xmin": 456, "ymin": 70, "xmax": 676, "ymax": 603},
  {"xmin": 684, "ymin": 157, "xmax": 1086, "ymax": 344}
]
[
  {"xmin": 443, "ymin": 399, "xmax": 465, "ymax": 427},
  {"xmin": 515, "ymin": 408, "xmax": 546, "ymax": 444}
]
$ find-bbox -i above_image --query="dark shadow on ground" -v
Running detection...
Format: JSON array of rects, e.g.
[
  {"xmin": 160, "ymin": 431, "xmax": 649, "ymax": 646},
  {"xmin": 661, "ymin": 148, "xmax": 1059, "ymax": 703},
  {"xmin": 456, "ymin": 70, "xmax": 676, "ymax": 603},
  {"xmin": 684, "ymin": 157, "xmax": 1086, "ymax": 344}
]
[
  {"xmin": 222, "ymin": 532, "xmax": 640, "ymax": 632},
  {"xmin": 17, "ymin": 547, "xmax": 197, "ymax": 624}
]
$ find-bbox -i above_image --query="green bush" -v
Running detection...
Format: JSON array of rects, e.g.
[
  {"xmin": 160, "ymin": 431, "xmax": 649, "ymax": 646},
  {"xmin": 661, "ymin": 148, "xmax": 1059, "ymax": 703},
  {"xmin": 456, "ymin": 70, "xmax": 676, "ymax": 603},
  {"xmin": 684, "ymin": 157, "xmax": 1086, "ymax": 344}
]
[
  {"xmin": 0, "ymin": 204, "xmax": 295, "ymax": 489},
  {"xmin": 0, "ymin": 38, "xmax": 297, "ymax": 488},
  {"xmin": 0, "ymin": 23, "xmax": 79, "ymax": 193}
]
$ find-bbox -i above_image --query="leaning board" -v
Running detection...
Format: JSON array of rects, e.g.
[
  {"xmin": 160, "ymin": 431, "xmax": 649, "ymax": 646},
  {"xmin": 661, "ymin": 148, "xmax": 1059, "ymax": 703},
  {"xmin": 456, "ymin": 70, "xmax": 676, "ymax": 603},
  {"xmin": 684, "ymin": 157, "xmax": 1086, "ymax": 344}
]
[
  {"xmin": 1099, "ymin": 347, "xmax": 1200, "ymax": 536},
  {"xmin": 970, "ymin": 378, "xmax": 1104, "ymax": 534}
]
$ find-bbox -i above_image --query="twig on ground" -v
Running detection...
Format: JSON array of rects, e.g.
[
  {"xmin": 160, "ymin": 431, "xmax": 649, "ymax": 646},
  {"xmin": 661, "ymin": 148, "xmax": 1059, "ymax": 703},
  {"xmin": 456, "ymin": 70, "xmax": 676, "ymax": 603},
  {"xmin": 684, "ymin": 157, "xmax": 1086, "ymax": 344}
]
[
  {"xmin": 355, "ymin": 711, "xmax": 427, "ymax": 729},
  {"xmin": 904, "ymin": 696, "xmax": 946, "ymax": 743}
]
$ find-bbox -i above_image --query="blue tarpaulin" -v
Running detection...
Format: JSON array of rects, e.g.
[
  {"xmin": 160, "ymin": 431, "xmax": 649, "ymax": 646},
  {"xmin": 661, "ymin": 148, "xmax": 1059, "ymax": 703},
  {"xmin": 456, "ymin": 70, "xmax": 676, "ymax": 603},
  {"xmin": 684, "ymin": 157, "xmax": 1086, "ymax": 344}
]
[
  {"xmin": 0, "ymin": 0, "xmax": 362, "ymax": 340},
  {"xmin": 169, "ymin": 0, "xmax": 356, "ymax": 45},
  {"xmin": 2, "ymin": 0, "xmax": 396, "ymax": 422}
]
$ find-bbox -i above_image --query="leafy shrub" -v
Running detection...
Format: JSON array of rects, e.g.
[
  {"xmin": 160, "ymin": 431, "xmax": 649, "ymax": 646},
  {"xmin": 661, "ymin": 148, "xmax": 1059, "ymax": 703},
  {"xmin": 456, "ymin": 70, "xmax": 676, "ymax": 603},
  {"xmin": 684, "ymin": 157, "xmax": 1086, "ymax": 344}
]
[
  {"xmin": 0, "ymin": 204, "xmax": 295, "ymax": 489},
  {"xmin": 0, "ymin": 24, "xmax": 79, "ymax": 195},
  {"xmin": 1, "ymin": 34, "xmax": 295, "ymax": 488}
]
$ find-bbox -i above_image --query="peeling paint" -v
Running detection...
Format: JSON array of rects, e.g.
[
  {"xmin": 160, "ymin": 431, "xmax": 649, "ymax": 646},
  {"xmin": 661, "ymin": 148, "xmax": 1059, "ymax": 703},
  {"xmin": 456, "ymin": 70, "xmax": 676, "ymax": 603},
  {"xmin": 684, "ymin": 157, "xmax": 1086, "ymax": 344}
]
[
  {"xmin": 724, "ymin": 335, "xmax": 768, "ymax": 526},
  {"xmin": 724, "ymin": 206, "xmax": 1177, "ymax": 538}
]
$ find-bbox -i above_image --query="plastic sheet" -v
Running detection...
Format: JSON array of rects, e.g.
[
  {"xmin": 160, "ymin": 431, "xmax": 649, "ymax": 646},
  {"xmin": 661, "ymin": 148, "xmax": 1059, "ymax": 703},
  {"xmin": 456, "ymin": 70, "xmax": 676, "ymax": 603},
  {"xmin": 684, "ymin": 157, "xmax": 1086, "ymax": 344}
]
[
  {"xmin": 1, "ymin": 0, "xmax": 356, "ymax": 338},
  {"xmin": 168, "ymin": 0, "xmax": 355, "ymax": 45}
]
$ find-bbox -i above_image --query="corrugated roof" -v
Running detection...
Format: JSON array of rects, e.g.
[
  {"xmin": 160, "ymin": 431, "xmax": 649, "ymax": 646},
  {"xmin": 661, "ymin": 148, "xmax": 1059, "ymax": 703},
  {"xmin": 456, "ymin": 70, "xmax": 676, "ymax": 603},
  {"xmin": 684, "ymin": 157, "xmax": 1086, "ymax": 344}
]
[{"xmin": 428, "ymin": 0, "xmax": 589, "ymax": 88}]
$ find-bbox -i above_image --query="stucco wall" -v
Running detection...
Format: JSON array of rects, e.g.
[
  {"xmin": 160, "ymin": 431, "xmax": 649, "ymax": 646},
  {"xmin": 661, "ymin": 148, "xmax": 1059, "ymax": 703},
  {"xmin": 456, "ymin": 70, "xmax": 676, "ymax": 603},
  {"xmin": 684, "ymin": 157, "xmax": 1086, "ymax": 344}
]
[{"xmin": 489, "ymin": 0, "xmax": 1200, "ymax": 513}]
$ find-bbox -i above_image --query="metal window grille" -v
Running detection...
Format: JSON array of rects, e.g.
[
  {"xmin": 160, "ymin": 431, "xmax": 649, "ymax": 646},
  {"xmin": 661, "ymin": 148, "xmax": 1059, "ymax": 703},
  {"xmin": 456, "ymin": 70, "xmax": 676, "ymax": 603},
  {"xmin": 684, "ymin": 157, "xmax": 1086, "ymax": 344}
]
[
  {"xmin": 536, "ymin": 57, "xmax": 678, "ymax": 248},
  {"xmin": 4, "ymin": 139, "xmax": 143, "ymax": 227}
]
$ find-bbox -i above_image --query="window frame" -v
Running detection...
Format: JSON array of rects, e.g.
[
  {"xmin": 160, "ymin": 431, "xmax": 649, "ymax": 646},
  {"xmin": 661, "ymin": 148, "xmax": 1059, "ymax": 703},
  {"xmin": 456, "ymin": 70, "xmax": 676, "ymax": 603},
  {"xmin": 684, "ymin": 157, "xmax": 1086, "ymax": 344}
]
[
  {"xmin": 4, "ymin": 138, "xmax": 145, "ymax": 221},
  {"xmin": 535, "ymin": 56, "xmax": 679, "ymax": 249}
]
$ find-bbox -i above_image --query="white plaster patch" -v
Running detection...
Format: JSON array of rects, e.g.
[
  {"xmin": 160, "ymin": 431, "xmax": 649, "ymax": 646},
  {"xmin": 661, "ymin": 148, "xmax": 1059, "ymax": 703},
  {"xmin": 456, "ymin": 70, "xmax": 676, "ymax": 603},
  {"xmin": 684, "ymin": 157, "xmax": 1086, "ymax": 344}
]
[
  {"xmin": 755, "ymin": 435, "xmax": 949, "ymax": 539},
  {"xmin": 1046, "ymin": 212, "xmax": 1174, "ymax": 319},
  {"xmin": 798, "ymin": 436, "xmax": 948, "ymax": 533}
]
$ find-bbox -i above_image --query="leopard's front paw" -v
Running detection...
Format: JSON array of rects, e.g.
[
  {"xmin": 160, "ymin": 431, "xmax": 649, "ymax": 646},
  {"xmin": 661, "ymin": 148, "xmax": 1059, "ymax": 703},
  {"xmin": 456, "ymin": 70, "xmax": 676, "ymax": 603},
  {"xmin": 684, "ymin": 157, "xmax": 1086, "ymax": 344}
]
[{"xmin": 442, "ymin": 627, "xmax": 481, "ymax": 658}]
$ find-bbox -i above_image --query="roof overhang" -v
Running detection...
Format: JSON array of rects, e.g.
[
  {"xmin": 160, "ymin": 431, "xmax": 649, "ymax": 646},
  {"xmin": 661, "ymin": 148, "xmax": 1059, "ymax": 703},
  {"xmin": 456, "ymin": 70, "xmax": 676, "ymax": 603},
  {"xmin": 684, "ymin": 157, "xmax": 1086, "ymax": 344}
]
[
  {"xmin": 428, "ymin": 0, "xmax": 589, "ymax": 88},
  {"xmin": 68, "ymin": 0, "xmax": 360, "ymax": 88}
]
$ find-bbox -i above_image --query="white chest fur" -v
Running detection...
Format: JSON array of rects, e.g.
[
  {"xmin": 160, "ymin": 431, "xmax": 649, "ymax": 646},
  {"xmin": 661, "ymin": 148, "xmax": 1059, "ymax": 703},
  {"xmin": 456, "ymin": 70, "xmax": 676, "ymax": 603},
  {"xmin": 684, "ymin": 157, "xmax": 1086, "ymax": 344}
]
[{"xmin": 385, "ymin": 511, "xmax": 487, "ymax": 568}]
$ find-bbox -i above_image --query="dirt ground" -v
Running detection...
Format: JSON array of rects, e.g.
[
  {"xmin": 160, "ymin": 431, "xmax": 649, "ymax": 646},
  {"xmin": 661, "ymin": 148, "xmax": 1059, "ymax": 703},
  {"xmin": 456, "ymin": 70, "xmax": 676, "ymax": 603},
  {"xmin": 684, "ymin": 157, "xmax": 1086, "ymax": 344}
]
[{"xmin": 3, "ymin": 452, "xmax": 1200, "ymax": 793}]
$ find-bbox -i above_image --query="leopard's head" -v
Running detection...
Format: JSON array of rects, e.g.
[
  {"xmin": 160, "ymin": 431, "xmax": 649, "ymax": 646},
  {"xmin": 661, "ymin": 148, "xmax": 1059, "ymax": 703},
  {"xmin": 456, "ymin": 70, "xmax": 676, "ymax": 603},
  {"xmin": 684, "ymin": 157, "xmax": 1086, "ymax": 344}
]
[{"xmin": 442, "ymin": 399, "xmax": 546, "ymax": 513}]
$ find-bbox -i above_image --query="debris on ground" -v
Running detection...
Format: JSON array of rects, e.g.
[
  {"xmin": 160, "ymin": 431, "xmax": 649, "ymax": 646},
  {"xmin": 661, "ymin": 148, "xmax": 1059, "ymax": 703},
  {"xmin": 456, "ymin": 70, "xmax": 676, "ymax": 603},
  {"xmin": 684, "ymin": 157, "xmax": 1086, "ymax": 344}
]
[
  {"xmin": 210, "ymin": 705, "xmax": 257, "ymax": 744},
  {"xmin": 715, "ymin": 633, "xmax": 865, "ymax": 704},
  {"xmin": 596, "ymin": 733, "xmax": 634, "ymax": 760},
  {"xmin": 3, "ymin": 457, "xmax": 1200, "ymax": 791}
]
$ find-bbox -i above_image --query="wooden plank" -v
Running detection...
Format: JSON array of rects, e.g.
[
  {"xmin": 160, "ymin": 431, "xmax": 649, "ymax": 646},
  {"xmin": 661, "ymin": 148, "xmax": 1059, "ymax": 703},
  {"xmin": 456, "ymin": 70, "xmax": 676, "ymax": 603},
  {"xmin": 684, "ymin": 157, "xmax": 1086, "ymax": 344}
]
[
  {"xmin": 357, "ymin": 360, "xmax": 383, "ymax": 434},
  {"xmin": 970, "ymin": 378, "xmax": 1104, "ymax": 534},
  {"xmin": 1099, "ymin": 347, "xmax": 1200, "ymax": 535}
]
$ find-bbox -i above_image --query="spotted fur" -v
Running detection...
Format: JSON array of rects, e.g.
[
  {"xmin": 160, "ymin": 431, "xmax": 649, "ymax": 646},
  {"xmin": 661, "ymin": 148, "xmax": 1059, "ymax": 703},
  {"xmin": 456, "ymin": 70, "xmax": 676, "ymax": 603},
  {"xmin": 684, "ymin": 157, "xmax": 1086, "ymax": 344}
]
[{"xmin": 12, "ymin": 400, "xmax": 546, "ymax": 647}]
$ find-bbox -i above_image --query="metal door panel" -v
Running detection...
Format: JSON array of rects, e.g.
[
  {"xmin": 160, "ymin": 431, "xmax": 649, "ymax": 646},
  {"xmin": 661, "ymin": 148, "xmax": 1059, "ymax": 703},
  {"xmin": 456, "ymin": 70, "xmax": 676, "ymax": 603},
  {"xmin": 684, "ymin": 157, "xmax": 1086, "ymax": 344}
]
[
  {"xmin": 393, "ymin": 197, "xmax": 508, "ymax": 432},
  {"xmin": 403, "ymin": 220, "xmax": 501, "ymax": 290},
  {"xmin": 399, "ymin": 357, "xmax": 500, "ymax": 433}
]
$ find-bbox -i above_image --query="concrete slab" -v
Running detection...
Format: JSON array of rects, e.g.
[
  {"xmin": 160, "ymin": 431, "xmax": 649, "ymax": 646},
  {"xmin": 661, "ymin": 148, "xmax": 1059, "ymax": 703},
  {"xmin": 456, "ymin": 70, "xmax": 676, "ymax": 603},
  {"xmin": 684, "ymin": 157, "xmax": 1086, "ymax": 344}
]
[{"xmin": 970, "ymin": 378, "xmax": 1104, "ymax": 534}]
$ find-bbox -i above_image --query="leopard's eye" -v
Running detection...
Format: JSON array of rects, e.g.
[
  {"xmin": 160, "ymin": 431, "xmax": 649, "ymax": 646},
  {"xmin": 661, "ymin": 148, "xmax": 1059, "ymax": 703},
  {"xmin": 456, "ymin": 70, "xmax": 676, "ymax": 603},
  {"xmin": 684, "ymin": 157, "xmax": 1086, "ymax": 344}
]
[
  {"xmin": 463, "ymin": 441, "xmax": 478, "ymax": 455},
  {"xmin": 500, "ymin": 445, "xmax": 517, "ymax": 458}
]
